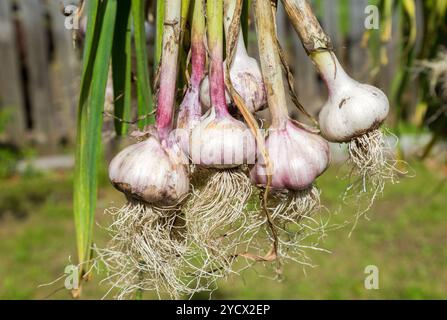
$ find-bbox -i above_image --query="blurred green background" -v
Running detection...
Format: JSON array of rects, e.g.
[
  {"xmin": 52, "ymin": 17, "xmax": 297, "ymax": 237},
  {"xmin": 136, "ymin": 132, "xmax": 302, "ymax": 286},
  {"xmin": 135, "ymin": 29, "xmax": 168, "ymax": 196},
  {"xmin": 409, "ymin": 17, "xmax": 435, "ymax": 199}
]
[{"xmin": 1, "ymin": 162, "xmax": 446, "ymax": 299}]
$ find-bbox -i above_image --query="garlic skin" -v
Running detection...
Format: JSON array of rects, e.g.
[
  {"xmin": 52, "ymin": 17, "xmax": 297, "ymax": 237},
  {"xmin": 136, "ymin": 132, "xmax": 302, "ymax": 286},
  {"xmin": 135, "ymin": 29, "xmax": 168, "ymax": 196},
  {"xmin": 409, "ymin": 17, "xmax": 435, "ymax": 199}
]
[
  {"xmin": 199, "ymin": 59, "xmax": 266, "ymax": 114},
  {"xmin": 109, "ymin": 135, "xmax": 189, "ymax": 205},
  {"xmin": 250, "ymin": 120, "xmax": 329, "ymax": 190},
  {"xmin": 176, "ymin": 89, "xmax": 201, "ymax": 131},
  {"xmin": 227, "ymin": 48, "xmax": 267, "ymax": 112},
  {"xmin": 190, "ymin": 108, "xmax": 256, "ymax": 169},
  {"xmin": 200, "ymin": 29, "xmax": 266, "ymax": 113},
  {"xmin": 173, "ymin": 87, "xmax": 202, "ymax": 156},
  {"xmin": 316, "ymin": 52, "xmax": 389, "ymax": 143}
]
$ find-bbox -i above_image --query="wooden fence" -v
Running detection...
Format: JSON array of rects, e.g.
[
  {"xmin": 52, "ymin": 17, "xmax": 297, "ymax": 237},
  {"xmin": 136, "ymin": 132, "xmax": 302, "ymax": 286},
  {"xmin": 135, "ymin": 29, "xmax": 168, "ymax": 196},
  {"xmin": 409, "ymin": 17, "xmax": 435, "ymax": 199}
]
[
  {"xmin": 0, "ymin": 0, "xmax": 79, "ymax": 153},
  {"xmin": 0, "ymin": 0, "xmax": 421, "ymax": 152}
]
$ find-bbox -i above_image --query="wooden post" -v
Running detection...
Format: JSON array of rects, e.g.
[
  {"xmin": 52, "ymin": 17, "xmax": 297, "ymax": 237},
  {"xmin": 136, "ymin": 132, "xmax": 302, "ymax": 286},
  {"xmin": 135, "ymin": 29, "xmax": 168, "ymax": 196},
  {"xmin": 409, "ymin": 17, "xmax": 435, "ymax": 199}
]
[
  {"xmin": 19, "ymin": 0, "xmax": 56, "ymax": 151},
  {"xmin": 0, "ymin": 0, "xmax": 26, "ymax": 145},
  {"xmin": 47, "ymin": 1, "xmax": 79, "ymax": 145}
]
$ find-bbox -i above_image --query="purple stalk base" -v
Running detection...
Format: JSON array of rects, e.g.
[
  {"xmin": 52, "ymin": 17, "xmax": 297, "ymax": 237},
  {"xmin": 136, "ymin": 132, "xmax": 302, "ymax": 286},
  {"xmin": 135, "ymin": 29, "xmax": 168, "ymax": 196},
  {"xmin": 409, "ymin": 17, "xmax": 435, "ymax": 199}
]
[
  {"xmin": 191, "ymin": 41, "xmax": 206, "ymax": 88},
  {"xmin": 210, "ymin": 46, "xmax": 230, "ymax": 118},
  {"xmin": 156, "ymin": 62, "xmax": 178, "ymax": 140},
  {"xmin": 177, "ymin": 38, "xmax": 206, "ymax": 132}
]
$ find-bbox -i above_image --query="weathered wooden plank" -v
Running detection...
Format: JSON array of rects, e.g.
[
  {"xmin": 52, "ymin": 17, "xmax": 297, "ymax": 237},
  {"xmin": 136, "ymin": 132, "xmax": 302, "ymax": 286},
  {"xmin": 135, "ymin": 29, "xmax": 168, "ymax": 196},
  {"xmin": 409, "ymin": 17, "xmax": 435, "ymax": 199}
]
[
  {"xmin": 47, "ymin": 0, "xmax": 80, "ymax": 145},
  {"xmin": 19, "ymin": 0, "xmax": 56, "ymax": 151},
  {"xmin": 0, "ymin": 0, "xmax": 26, "ymax": 145}
]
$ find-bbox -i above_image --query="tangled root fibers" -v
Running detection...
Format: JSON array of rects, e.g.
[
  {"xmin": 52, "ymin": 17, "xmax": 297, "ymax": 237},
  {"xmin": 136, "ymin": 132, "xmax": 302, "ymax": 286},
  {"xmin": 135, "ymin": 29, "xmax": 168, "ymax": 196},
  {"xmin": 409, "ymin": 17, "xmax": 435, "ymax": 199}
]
[
  {"xmin": 247, "ymin": 186, "xmax": 329, "ymax": 273},
  {"xmin": 184, "ymin": 169, "xmax": 253, "ymax": 278},
  {"xmin": 98, "ymin": 200, "xmax": 203, "ymax": 299},
  {"xmin": 346, "ymin": 129, "xmax": 406, "ymax": 232}
]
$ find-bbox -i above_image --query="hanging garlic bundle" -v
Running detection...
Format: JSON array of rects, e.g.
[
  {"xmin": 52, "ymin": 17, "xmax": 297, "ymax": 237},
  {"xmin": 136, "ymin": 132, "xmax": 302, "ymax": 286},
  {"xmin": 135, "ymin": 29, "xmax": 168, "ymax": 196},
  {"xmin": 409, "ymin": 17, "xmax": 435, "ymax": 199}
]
[
  {"xmin": 101, "ymin": 0, "xmax": 192, "ymax": 299},
  {"xmin": 185, "ymin": 0, "xmax": 257, "ymax": 270},
  {"xmin": 250, "ymin": 0, "xmax": 329, "ymax": 259},
  {"xmin": 200, "ymin": 0, "xmax": 267, "ymax": 114},
  {"xmin": 282, "ymin": 0, "xmax": 397, "ymax": 211},
  {"xmin": 173, "ymin": 0, "xmax": 206, "ymax": 156}
]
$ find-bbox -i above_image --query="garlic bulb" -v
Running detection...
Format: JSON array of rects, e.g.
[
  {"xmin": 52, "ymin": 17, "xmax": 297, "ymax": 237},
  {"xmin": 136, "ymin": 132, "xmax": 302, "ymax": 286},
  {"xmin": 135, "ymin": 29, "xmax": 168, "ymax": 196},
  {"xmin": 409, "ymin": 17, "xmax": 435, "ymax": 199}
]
[
  {"xmin": 184, "ymin": 0, "xmax": 258, "ymax": 284},
  {"xmin": 222, "ymin": 29, "xmax": 266, "ymax": 113},
  {"xmin": 109, "ymin": 135, "xmax": 189, "ymax": 205},
  {"xmin": 190, "ymin": 108, "xmax": 256, "ymax": 169},
  {"xmin": 199, "ymin": 0, "xmax": 266, "ymax": 113},
  {"xmin": 105, "ymin": 133, "xmax": 191, "ymax": 299},
  {"xmin": 316, "ymin": 51, "xmax": 389, "ymax": 143},
  {"xmin": 250, "ymin": 120, "xmax": 329, "ymax": 190},
  {"xmin": 199, "ymin": 49, "xmax": 266, "ymax": 114},
  {"xmin": 313, "ymin": 51, "xmax": 397, "ymax": 216}
]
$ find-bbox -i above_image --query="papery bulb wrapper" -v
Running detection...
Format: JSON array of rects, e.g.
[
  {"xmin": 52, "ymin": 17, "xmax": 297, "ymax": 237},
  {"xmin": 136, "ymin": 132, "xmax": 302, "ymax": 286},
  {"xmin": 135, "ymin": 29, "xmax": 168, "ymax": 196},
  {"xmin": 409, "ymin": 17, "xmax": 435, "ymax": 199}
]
[
  {"xmin": 228, "ymin": 53, "xmax": 267, "ymax": 112},
  {"xmin": 251, "ymin": 120, "xmax": 329, "ymax": 190},
  {"xmin": 317, "ymin": 52, "xmax": 389, "ymax": 143},
  {"xmin": 190, "ymin": 108, "xmax": 256, "ymax": 169},
  {"xmin": 173, "ymin": 86, "xmax": 202, "ymax": 156},
  {"xmin": 109, "ymin": 135, "xmax": 189, "ymax": 205},
  {"xmin": 199, "ymin": 59, "xmax": 266, "ymax": 114}
]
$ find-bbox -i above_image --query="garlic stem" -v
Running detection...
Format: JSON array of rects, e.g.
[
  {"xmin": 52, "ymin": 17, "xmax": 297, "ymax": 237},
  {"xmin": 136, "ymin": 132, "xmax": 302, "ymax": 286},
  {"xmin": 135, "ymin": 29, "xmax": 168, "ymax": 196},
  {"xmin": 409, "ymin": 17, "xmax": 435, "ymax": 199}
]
[
  {"xmin": 281, "ymin": 0, "xmax": 352, "ymax": 93},
  {"xmin": 156, "ymin": 0, "xmax": 182, "ymax": 139},
  {"xmin": 280, "ymin": 0, "xmax": 332, "ymax": 54},
  {"xmin": 311, "ymin": 50, "xmax": 351, "ymax": 93},
  {"xmin": 224, "ymin": 0, "xmax": 248, "ymax": 58},
  {"xmin": 207, "ymin": 0, "xmax": 230, "ymax": 118},
  {"xmin": 181, "ymin": 0, "xmax": 191, "ymax": 32},
  {"xmin": 253, "ymin": 0, "xmax": 289, "ymax": 129},
  {"xmin": 190, "ymin": 0, "xmax": 206, "ymax": 88}
]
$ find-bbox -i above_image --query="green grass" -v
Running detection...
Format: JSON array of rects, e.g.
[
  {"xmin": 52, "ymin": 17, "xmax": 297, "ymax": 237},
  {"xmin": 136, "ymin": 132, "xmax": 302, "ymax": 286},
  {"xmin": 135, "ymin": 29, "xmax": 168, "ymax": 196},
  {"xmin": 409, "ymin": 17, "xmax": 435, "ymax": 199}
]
[{"xmin": 0, "ymin": 162, "xmax": 446, "ymax": 299}]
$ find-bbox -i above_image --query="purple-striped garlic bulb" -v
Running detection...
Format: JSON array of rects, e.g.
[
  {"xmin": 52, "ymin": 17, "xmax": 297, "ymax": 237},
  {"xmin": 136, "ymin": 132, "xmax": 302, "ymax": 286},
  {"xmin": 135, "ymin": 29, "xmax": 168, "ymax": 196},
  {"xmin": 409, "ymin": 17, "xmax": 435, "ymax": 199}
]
[
  {"xmin": 184, "ymin": 0, "xmax": 256, "ymax": 268},
  {"xmin": 251, "ymin": 120, "xmax": 329, "ymax": 191},
  {"xmin": 109, "ymin": 134, "xmax": 189, "ymax": 205},
  {"xmin": 103, "ymin": 0, "xmax": 192, "ymax": 299},
  {"xmin": 251, "ymin": 0, "xmax": 330, "ymax": 225}
]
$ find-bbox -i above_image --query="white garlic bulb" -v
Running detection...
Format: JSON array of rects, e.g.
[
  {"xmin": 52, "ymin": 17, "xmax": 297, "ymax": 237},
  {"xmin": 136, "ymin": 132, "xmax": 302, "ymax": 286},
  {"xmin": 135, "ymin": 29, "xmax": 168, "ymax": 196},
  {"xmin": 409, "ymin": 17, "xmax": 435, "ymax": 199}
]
[
  {"xmin": 109, "ymin": 135, "xmax": 189, "ymax": 205},
  {"xmin": 316, "ymin": 51, "xmax": 389, "ymax": 143}
]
